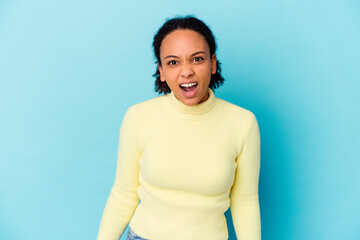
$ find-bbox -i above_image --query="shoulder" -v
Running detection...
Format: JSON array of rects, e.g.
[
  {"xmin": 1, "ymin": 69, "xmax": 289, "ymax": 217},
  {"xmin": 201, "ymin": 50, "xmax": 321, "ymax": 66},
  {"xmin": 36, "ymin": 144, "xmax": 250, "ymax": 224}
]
[
  {"xmin": 214, "ymin": 97, "xmax": 259, "ymax": 139},
  {"xmin": 125, "ymin": 94, "xmax": 168, "ymax": 118},
  {"xmin": 215, "ymin": 97, "xmax": 256, "ymax": 121}
]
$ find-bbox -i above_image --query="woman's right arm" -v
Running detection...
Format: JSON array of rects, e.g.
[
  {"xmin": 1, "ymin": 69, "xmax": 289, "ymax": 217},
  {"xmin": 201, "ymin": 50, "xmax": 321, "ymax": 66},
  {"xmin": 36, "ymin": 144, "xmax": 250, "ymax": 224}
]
[{"xmin": 97, "ymin": 107, "xmax": 141, "ymax": 240}]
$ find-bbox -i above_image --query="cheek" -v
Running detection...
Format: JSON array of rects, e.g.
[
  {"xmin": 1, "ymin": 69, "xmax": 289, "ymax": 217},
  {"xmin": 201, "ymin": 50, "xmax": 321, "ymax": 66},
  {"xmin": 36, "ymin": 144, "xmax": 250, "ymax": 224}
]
[
  {"xmin": 164, "ymin": 68, "xmax": 179, "ymax": 79},
  {"xmin": 197, "ymin": 66, "xmax": 212, "ymax": 80}
]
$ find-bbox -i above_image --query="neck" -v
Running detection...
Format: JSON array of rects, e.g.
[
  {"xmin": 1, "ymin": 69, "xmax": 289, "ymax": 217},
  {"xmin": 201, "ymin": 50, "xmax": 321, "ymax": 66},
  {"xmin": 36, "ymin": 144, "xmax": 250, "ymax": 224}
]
[{"xmin": 166, "ymin": 88, "xmax": 217, "ymax": 120}]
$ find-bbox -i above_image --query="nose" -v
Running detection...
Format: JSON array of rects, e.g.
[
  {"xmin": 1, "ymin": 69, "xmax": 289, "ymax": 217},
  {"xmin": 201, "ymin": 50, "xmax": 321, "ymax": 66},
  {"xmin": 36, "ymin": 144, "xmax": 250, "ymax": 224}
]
[{"xmin": 180, "ymin": 63, "xmax": 194, "ymax": 78}]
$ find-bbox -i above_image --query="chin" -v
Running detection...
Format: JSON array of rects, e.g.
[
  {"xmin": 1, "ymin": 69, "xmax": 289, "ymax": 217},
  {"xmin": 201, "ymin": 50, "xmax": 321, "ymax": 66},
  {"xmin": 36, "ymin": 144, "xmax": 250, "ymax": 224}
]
[{"xmin": 182, "ymin": 98, "xmax": 201, "ymax": 106}]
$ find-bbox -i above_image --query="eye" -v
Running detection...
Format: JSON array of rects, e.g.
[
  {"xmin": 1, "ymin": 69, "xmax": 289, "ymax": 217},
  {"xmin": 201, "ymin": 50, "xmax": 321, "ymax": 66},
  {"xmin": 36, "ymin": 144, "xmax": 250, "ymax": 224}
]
[
  {"xmin": 167, "ymin": 60, "xmax": 177, "ymax": 65},
  {"xmin": 192, "ymin": 56, "xmax": 204, "ymax": 62}
]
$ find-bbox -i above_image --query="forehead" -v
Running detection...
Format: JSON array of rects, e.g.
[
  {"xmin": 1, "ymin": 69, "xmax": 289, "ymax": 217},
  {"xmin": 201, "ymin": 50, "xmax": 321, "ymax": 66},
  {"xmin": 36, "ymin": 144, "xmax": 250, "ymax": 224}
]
[{"xmin": 160, "ymin": 30, "xmax": 210, "ymax": 57}]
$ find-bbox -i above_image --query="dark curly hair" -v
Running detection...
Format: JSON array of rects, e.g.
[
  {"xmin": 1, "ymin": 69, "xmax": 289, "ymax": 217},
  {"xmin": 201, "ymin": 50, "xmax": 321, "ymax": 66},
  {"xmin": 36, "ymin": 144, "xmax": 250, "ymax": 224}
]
[{"xmin": 152, "ymin": 15, "xmax": 225, "ymax": 94}]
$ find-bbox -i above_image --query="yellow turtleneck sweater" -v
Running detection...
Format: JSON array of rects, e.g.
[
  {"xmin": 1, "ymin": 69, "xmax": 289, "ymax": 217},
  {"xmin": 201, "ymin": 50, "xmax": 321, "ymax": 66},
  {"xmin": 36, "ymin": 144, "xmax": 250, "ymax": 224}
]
[{"xmin": 97, "ymin": 88, "xmax": 261, "ymax": 240}]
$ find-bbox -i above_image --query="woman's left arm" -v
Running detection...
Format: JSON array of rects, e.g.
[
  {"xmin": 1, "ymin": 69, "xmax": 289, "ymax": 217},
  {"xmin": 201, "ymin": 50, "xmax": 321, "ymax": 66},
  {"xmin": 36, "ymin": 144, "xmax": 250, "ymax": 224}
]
[{"xmin": 230, "ymin": 112, "xmax": 261, "ymax": 240}]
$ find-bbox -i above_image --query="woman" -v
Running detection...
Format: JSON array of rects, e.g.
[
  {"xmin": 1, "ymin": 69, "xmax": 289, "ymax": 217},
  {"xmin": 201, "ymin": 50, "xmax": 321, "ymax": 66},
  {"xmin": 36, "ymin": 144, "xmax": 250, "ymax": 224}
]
[{"xmin": 97, "ymin": 16, "xmax": 261, "ymax": 240}]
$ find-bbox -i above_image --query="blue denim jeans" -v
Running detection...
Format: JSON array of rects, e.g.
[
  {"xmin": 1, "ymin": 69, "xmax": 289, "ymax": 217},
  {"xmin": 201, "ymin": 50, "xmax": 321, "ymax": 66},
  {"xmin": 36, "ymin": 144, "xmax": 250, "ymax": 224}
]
[{"xmin": 126, "ymin": 226, "xmax": 149, "ymax": 240}]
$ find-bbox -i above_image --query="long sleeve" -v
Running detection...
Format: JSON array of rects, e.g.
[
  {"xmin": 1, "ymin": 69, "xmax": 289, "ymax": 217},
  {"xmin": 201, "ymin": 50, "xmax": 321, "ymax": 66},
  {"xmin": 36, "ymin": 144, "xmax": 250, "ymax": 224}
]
[
  {"xmin": 97, "ymin": 107, "xmax": 141, "ymax": 240},
  {"xmin": 230, "ymin": 112, "xmax": 261, "ymax": 240}
]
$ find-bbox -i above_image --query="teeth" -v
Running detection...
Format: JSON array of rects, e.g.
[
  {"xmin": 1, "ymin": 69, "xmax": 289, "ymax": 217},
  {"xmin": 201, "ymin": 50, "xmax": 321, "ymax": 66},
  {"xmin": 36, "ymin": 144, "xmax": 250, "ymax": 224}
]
[{"xmin": 180, "ymin": 82, "xmax": 197, "ymax": 87}]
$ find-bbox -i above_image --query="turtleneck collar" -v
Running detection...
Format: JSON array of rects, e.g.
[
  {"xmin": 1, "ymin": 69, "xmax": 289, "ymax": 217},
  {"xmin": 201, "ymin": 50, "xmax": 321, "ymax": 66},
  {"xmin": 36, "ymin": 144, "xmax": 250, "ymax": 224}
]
[{"xmin": 166, "ymin": 88, "xmax": 217, "ymax": 119}]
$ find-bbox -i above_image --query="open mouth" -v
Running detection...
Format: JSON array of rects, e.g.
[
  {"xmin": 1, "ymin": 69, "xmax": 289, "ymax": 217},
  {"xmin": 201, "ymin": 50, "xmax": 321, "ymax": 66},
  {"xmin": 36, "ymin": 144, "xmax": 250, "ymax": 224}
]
[{"xmin": 179, "ymin": 82, "xmax": 198, "ymax": 92}]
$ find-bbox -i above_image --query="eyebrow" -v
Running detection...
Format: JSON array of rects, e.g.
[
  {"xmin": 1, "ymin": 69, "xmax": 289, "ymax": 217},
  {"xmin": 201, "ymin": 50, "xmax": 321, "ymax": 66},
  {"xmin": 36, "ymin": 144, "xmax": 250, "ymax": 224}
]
[{"xmin": 164, "ymin": 51, "xmax": 207, "ymax": 59}]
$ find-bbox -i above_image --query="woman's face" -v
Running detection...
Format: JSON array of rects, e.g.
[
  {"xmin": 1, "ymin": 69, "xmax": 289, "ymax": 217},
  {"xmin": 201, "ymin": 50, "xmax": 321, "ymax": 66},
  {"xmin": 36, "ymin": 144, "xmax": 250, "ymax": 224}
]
[{"xmin": 158, "ymin": 29, "xmax": 217, "ymax": 106}]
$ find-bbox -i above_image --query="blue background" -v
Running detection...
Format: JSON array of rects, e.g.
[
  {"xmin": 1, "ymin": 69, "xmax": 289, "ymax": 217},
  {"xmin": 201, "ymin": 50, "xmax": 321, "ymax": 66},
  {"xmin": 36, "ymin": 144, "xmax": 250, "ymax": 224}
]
[{"xmin": 1, "ymin": 1, "xmax": 359, "ymax": 239}]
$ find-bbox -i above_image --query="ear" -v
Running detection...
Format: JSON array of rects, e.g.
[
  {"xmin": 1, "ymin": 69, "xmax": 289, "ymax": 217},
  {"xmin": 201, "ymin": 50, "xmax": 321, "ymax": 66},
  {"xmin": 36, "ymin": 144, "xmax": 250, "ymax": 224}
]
[
  {"xmin": 158, "ymin": 63, "xmax": 166, "ymax": 82},
  {"xmin": 211, "ymin": 54, "xmax": 217, "ymax": 74}
]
